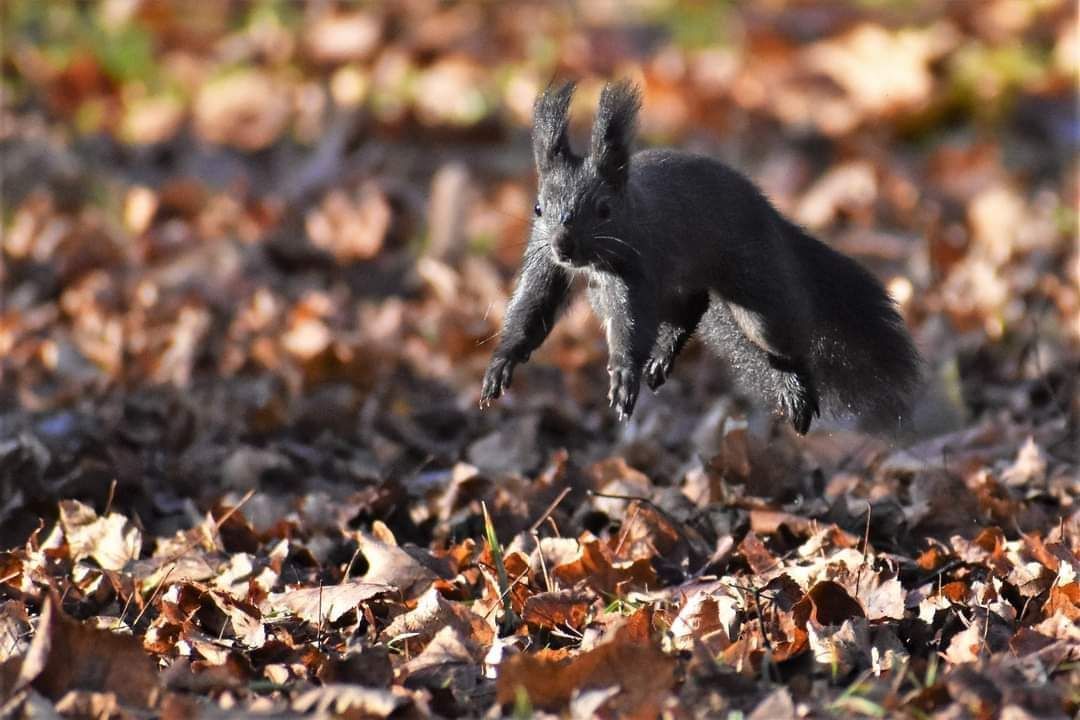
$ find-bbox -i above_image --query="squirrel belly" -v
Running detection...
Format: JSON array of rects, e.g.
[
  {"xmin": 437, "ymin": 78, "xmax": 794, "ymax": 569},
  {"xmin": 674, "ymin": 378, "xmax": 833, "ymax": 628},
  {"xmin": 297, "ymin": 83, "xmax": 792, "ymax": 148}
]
[{"xmin": 480, "ymin": 80, "xmax": 921, "ymax": 434}]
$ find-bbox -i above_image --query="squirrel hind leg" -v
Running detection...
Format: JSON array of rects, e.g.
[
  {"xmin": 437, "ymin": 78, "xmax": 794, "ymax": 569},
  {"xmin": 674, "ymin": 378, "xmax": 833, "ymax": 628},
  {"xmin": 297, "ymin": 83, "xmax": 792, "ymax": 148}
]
[
  {"xmin": 766, "ymin": 354, "xmax": 820, "ymax": 434},
  {"xmin": 700, "ymin": 300, "xmax": 813, "ymax": 431},
  {"xmin": 777, "ymin": 365, "xmax": 820, "ymax": 434}
]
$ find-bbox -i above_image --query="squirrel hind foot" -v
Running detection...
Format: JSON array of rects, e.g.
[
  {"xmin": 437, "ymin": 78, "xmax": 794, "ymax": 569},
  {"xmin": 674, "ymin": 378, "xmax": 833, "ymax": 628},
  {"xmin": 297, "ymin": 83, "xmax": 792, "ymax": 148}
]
[{"xmin": 779, "ymin": 369, "xmax": 820, "ymax": 435}]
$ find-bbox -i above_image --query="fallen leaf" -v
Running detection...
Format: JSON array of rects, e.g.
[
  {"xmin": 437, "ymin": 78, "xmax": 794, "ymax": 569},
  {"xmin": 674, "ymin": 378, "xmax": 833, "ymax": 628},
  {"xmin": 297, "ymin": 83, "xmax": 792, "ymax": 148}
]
[
  {"xmin": 193, "ymin": 69, "xmax": 291, "ymax": 151},
  {"xmin": 293, "ymin": 684, "xmax": 413, "ymax": 717},
  {"xmin": 264, "ymin": 581, "xmax": 392, "ymax": 625},
  {"xmin": 669, "ymin": 585, "xmax": 737, "ymax": 653},
  {"xmin": 58, "ymin": 500, "xmax": 141, "ymax": 571},
  {"xmin": 14, "ymin": 593, "xmax": 158, "ymax": 707},
  {"xmin": 354, "ymin": 532, "xmax": 437, "ymax": 599},
  {"xmin": 794, "ymin": 581, "xmax": 866, "ymax": 627},
  {"xmin": 748, "ymin": 687, "xmax": 796, "ymax": 720},
  {"xmin": 496, "ymin": 609, "xmax": 675, "ymax": 716},
  {"xmin": 738, "ymin": 531, "xmax": 779, "ymax": 576},
  {"xmin": 550, "ymin": 535, "xmax": 657, "ymax": 595},
  {"xmin": 807, "ymin": 616, "xmax": 868, "ymax": 677},
  {"xmin": 863, "ymin": 577, "xmax": 906, "ymax": 621},
  {"xmin": 522, "ymin": 591, "xmax": 592, "ymax": 631},
  {"xmin": 382, "ymin": 586, "xmax": 493, "ymax": 654}
]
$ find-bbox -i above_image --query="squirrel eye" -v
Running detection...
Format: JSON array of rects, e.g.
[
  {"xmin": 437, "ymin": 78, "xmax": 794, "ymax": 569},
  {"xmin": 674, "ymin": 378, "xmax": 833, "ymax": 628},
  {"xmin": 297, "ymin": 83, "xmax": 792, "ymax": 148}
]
[
  {"xmin": 596, "ymin": 199, "xmax": 611, "ymax": 220},
  {"xmin": 534, "ymin": 203, "xmax": 542, "ymax": 218}
]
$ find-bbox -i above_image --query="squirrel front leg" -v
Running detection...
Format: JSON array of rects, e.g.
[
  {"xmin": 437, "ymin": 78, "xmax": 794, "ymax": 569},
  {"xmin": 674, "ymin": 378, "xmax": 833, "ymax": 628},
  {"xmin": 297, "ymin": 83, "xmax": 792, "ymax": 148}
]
[
  {"xmin": 598, "ymin": 277, "xmax": 659, "ymax": 421},
  {"xmin": 481, "ymin": 243, "xmax": 570, "ymax": 406},
  {"xmin": 644, "ymin": 291, "xmax": 709, "ymax": 391}
]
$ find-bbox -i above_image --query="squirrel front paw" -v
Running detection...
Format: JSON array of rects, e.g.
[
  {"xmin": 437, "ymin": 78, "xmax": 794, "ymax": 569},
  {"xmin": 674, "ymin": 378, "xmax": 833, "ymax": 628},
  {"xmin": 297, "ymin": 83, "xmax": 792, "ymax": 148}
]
[
  {"xmin": 480, "ymin": 355, "xmax": 517, "ymax": 407},
  {"xmin": 643, "ymin": 354, "xmax": 673, "ymax": 391},
  {"xmin": 607, "ymin": 366, "xmax": 641, "ymax": 421}
]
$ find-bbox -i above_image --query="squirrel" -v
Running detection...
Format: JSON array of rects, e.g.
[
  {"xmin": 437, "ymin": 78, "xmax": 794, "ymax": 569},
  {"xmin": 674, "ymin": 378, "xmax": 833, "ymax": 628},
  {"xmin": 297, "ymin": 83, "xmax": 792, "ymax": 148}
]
[{"xmin": 480, "ymin": 80, "xmax": 920, "ymax": 435}]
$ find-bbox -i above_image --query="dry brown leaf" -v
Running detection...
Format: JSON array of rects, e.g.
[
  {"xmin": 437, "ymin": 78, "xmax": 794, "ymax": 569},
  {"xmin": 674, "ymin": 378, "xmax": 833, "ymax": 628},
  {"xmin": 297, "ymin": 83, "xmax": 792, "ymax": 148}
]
[
  {"xmin": 863, "ymin": 577, "xmax": 906, "ymax": 621},
  {"xmin": 807, "ymin": 617, "xmax": 868, "ymax": 676},
  {"xmin": 305, "ymin": 186, "xmax": 391, "ymax": 263},
  {"xmin": 522, "ymin": 591, "xmax": 592, "ymax": 631},
  {"xmin": 1043, "ymin": 582, "xmax": 1080, "ymax": 621},
  {"xmin": 203, "ymin": 591, "xmax": 265, "ymax": 648},
  {"xmin": 804, "ymin": 21, "xmax": 957, "ymax": 118},
  {"xmin": 58, "ymin": 500, "xmax": 142, "ymax": 572},
  {"xmin": 669, "ymin": 585, "xmax": 738, "ymax": 653},
  {"xmin": 496, "ymin": 609, "xmax": 674, "ymax": 716},
  {"xmin": 916, "ymin": 545, "xmax": 949, "ymax": 571},
  {"xmin": 749, "ymin": 509, "xmax": 814, "ymax": 537},
  {"xmin": 265, "ymin": 581, "xmax": 392, "ymax": 625},
  {"xmin": 748, "ymin": 687, "xmax": 796, "ymax": 720},
  {"xmin": 193, "ymin": 69, "xmax": 291, "ymax": 151},
  {"xmin": 1001, "ymin": 436, "xmax": 1049, "ymax": 487},
  {"xmin": 613, "ymin": 501, "xmax": 690, "ymax": 562},
  {"xmin": 293, "ymin": 684, "xmax": 413, "ymax": 717},
  {"xmin": 304, "ymin": 11, "xmax": 382, "ymax": 64},
  {"xmin": 550, "ymin": 535, "xmax": 657, "ymax": 595},
  {"xmin": 14, "ymin": 593, "xmax": 158, "ymax": 707},
  {"xmin": 406, "ymin": 623, "xmax": 477, "ymax": 670},
  {"xmin": 354, "ymin": 532, "xmax": 437, "ymax": 599},
  {"xmin": 738, "ymin": 531, "xmax": 779, "ymax": 576},
  {"xmin": 794, "ymin": 581, "xmax": 866, "ymax": 628},
  {"xmin": 381, "ymin": 587, "xmax": 493, "ymax": 654},
  {"xmin": 0, "ymin": 602, "xmax": 32, "ymax": 663}
]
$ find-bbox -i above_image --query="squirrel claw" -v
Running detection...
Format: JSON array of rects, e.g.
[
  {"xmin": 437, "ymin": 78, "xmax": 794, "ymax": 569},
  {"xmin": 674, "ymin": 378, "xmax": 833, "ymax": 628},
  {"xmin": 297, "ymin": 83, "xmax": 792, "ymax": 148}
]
[
  {"xmin": 608, "ymin": 366, "xmax": 640, "ymax": 420},
  {"xmin": 480, "ymin": 355, "xmax": 517, "ymax": 407},
  {"xmin": 643, "ymin": 356, "xmax": 672, "ymax": 391},
  {"xmin": 780, "ymin": 369, "xmax": 820, "ymax": 435}
]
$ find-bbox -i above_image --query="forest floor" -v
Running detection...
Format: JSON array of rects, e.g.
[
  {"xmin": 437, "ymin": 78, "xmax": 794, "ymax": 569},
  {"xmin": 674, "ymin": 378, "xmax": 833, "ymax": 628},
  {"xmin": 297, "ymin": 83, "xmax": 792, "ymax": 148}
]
[{"xmin": 1, "ymin": 2, "xmax": 1077, "ymax": 718}]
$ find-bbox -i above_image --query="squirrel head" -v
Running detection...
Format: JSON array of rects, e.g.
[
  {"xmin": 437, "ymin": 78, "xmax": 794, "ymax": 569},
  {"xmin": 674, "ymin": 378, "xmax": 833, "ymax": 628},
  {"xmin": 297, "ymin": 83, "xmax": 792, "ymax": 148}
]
[{"xmin": 531, "ymin": 80, "xmax": 641, "ymax": 269}]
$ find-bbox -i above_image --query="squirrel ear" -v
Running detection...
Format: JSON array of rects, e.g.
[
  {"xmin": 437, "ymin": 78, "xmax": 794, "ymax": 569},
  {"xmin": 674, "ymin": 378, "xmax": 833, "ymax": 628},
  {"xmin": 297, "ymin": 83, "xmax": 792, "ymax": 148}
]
[
  {"xmin": 533, "ymin": 81, "xmax": 578, "ymax": 172},
  {"xmin": 590, "ymin": 80, "xmax": 641, "ymax": 188}
]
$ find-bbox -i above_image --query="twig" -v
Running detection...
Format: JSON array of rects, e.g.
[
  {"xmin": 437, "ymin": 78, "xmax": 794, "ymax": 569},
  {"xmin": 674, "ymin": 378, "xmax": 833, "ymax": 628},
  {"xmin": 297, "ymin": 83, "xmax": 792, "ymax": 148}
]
[
  {"xmin": 855, "ymin": 501, "xmax": 872, "ymax": 603},
  {"xmin": 482, "ymin": 566, "xmax": 530, "ymax": 622},
  {"xmin": 317, "ymin": 579, "xmax": 324, "ymax": 651},
  {"xmin": 612, "ymin": 502, "xmax": 641, "ymax": 558},
  {"xmin": 5, "ymin": 624, "xmax": 22, "ymax": 658},
  {"xmin": 979, "ymin": 602, "xmax": 990, "ymax": 659},
  {"xmin": 114, "ymin": 589, "xmax": 135, "ymax": 630},
  {"xmin": 529, "ymin": 486, "xmax": 572, "ymax": 534},
  {"xmin": 131, "ymin": 562, "xmax": 176, "ymax": 629},
  {"xmin": 718, "ymin": 579, "xmax": 778, "ymax": 602},
  {"xmin": 213, "ymin": 488, "xmax": 256, "ymax": 531},
  {"xmin": 752, "ymin": 586, "xmax": 776, "ymax": 683},
  {"xmin": 343, "ymin": 545, "xmax": 363, "ymax": 580},
  {"xmin": 914, "ymin": 559, "xmax": 965, "ymax": 590},
  {"xmin": 588, "ymin": 489, "xmax": 660, "ymax": 509},
  {"xmin": 104, "ymin": 478, "xmax": 118, "ymax": 516},
  {"xmin": 532, "ymin": 530, "xmax": 552, "ymax": 593}
]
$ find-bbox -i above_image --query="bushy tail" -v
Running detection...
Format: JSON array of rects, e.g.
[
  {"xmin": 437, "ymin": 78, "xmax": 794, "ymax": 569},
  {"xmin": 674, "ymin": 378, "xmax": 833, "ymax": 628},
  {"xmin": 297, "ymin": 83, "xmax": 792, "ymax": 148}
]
[{"xmin": 787, "ymin": 221, "xmax": 922, "ymax": 431}]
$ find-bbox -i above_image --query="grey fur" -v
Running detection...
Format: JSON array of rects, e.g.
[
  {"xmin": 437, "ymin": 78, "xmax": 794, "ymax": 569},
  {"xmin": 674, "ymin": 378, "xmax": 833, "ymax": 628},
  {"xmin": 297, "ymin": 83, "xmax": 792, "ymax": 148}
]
[{"xmin": 482, "ymin": 81, "xmax": 921, "ymax": 434}]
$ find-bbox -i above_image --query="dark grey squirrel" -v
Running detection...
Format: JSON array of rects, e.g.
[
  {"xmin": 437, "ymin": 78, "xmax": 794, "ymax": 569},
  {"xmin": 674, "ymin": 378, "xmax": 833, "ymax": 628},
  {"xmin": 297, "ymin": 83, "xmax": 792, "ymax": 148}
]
[{"xmin": 480, "ymin": 80, "xmax": 920, "ymax": 434}]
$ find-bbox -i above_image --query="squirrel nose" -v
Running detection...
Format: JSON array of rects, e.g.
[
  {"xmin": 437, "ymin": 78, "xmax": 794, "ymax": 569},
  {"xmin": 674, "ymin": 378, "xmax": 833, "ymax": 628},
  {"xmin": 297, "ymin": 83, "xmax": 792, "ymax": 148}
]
[{"xmin": 560, "ymin": 211, "xmax": 573, "ymax": 227}]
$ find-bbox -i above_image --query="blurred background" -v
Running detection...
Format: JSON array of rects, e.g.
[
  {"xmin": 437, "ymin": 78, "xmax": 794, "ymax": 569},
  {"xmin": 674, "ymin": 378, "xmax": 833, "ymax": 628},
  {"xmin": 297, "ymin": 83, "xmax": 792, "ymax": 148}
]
[{"xmin": 0, "ymin": 0, "xmax": 1076, "ymax": 531}]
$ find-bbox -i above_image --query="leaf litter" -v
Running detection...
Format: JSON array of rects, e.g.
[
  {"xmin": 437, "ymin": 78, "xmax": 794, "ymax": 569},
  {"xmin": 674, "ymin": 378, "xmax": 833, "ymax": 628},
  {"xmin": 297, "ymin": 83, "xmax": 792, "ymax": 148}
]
[{"xmin": 1, "ymin": 1, "xmax": 1077, "ymax": 718}]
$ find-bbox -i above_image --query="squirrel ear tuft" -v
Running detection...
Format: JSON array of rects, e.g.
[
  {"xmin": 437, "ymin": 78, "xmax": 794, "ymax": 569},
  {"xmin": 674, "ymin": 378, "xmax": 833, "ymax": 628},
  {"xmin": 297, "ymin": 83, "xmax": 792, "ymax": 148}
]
[
  {"xmin": 533, "ymin": 81, "xmax": 578, "ymax": 172},
  {"xmin": 590, "ymin": 80, "xmax": 640, "ymax": 188}
]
